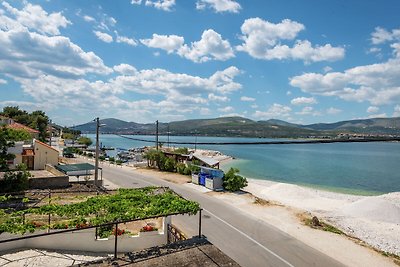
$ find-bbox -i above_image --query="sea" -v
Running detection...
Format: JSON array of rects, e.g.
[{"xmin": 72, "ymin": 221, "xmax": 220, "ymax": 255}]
[{"xmin": 86, "ymin": 134, "xmax": 400, "ymax": 195}]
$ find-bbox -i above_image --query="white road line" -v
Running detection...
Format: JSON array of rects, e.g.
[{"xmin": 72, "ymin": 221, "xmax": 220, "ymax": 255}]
[{"xmin": 203, "ymin": 208, "xmax": 295, "ymax": 267}]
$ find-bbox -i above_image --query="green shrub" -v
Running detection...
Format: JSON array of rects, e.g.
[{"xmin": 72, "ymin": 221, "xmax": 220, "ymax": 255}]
[
  {"xmin": 176, "ymin": 163, "xmax": 186, "ymax": 174},
  {"xmin": 163, "ymin": 157, "xmax": 176, "ymax": 172},
  {"xmin": 0, "ymin": 164, "xmax": 31, "ymax": 193},
  {"xmin": 223, "ymin": 168, "xmax": 248, "ymax": 192},
  {"xmin": 174, "ymin": 147, "xmax": 189, "ymax": 154},
  {"xmin": 87, "ymin": 152, "xmax": 93, "ymax": 158}
]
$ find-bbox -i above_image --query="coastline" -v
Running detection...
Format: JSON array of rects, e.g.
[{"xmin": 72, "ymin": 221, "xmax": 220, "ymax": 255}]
[{"xmin": 203, "ymin": 152, "xmax": 400, "ymax": 256}]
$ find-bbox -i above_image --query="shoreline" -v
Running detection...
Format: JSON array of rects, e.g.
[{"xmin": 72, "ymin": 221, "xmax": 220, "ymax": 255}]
[{"xmin": 220, "ymin": 157, "xmax": 389, "ymax": 196}]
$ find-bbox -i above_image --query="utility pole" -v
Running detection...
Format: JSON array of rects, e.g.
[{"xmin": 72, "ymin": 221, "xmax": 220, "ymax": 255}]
[
  {"xmin": 167, "ymin": 124, "xmax": 170, "ymax": 148},
  {"xmin": 156, "ymin": 120, "xmax": 159, "ymax": 150},
  {"xmin": 94, "ymin": 117, "xmax": 100, "ymax": 186}
]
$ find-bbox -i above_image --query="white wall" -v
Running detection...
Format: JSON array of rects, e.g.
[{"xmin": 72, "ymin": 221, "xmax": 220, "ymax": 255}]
[{"xmin": 0, "ymin": 217, "xmax": 171, "ymax": 254}]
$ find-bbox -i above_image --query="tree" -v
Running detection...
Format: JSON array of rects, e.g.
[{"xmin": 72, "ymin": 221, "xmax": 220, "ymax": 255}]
[
  {"xmin": 0, "ymin": 126, "xmax": 32, "ymax": 171},
  {"xmin": 1, "ymin": 106, "xmax": 49, "ymax": 142},
  {"xmin": 77, "ymin": 136, "xmax": 92, "ymax": 147},
  {"xmin": 223, "ymin": 168, "xmax": 248, "ymax": 192},
  {"xmin": 163, "ymin": 157, "xmax": 176, "ymax": 172},
  {"xmin": 0, "ymin": 164, "xmax": 31, "ymax": 193},
  {"xmin": 30, "ymin": 111, "xmax": 49, "ymax": 142},
  {"xmin": 0, "ymin": 127, "xmax": 15, "ymax": 171}
]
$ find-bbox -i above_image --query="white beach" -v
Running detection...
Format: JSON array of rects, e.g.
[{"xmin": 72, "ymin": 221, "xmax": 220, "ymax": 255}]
[{"xmin": 245, "ymin": 178, "xmax": 400, "ymax": 257}]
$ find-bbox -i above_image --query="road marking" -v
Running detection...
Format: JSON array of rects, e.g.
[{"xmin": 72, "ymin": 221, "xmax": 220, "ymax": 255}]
[{"xmin": 203, "ymin": 208, "xmax": 295, "ymax": 267}]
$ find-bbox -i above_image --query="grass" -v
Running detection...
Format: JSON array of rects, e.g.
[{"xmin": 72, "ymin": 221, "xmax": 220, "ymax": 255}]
[{"xmin": 303, "ymin": 217, "xmax": 344, "ymax": 235}]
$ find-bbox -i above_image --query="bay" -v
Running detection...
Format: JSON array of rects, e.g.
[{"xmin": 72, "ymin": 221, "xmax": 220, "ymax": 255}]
[{"xmin": 86, "ymin": 134, "xmax": 400, "ymax": 195}]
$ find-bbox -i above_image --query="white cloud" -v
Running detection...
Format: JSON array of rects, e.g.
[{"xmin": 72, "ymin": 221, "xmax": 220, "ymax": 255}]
[
  {"xmin": 240, "ymin": 96, "xmax": 255, "ymax": 102},
  {"xmin": 178, "ymin": 29, "xmax": 234, "ymax": 62},
  {"xmin": 291, "ymin": 96, "xmax": 317, "ymax": 105},
  {"xmin": 0, "ymin": 79, "xmax": 7, "ymax": 85},
  {"xmin": 208, "ymin": 93, "xmax": 229, "ymax": 102},
  {"xmin": 250, "ymin": 104, "xmax": 258, "ymax": 109},
  {"xmin": 144, "ymin": 0, "xmax": 176, "ymax": 11},
  {"xmin": 110, "ymin": 65, "xmax": 241, "ymax": 96},
  {"xmin": 296, "ymin": 106, "xmax": 320, "ymax": 116},
  {"xmin": 286, "ymin": 90, "xmax": 292, "ymax": 95},
  {"xmin": 393, "ymin": 105, "xmax": 400, "ymax": 117},
  {"xmin": 140, "ymin": 34, "xmax": 184, "ymax": 53},
  {"xmin": 237, "ymin": 17, "xmax": 344, "ymax": 63},
  {"xmin": 323, "ymin": 66, "xmax": 333, "ymax": 73},
  {"xmin": 367, "ymin": 106, "xmax": 379, "ymax": 113},
  {"xmin": 218, "ymin": 106, "xmax": 234, "ymax": 112},
  {"xmin": 196, "ymin": 0, "xmax": 241, "ymax": 13},
  {"xmin": 1, "ymin": 1, "xmax": 71, "ymax": 35},
  {"xmin": 0, "ymin": 100, "xmax": 47, "ymax": 111},
  {"xmin": 367, "ymin": 113, "xmax": 387, "ymax": 119},
  {"xmin": 326, "ymin": 107, "xmax": 342, "ymax": 115},
  {"xmin": 131, "ymin": 0, "xmax": 142, "ymax": 4},
  {"xmin": 142, "ymin": 30, "xmax": 234, "ymax": 63},
  {"xmin": 83, "ymin": 15, "xmax": 95, "ymax": 23},
  {"xmin": 115, "ymin": 32, "xmax": 137, "ymax": 46},
  {"xmin": 0, "ymin": 27, "xmax": 112, "ymax": 79},
  {"xmin": 113, "ymin": 64, "xmax": 137, "ymax": 75},
  {"xmin": 96, "ymin": 13, "xmax": 117, "ymax": 31},
  {"xmin": 371, "ymin": 27, "xmax": 400, "ymax": 45},
  {"xmin": 93, "ymin": 30, "xmax": 113, "ymax": 43},
  {"xmin": 290, "ymin": 44, "xmax": 400, "ymax": 105},
  {"xmin": 368, "ymin": 47, "xmax": 381, "ymax": 54},
  {"xmin": 253, "ymin": 103, "xmax": 292, "ymax": 119},
  {"xmin": 200, "ymin": 107, "xmax": 211, "ymax": 115}
]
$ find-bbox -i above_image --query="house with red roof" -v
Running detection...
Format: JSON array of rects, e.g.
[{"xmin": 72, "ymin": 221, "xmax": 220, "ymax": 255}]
[{"xmin": 0, "ymin": 116, "xmax": 39, "ymax": 139}]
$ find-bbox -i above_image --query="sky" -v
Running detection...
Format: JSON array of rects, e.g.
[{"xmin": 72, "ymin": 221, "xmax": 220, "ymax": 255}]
[{"xmin": 0, "ymin": 0, "xmax": 400, "ymax": 126}]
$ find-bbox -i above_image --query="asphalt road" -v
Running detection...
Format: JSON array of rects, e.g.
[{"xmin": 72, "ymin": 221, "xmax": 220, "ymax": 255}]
[{"xmin": 99, "ymin": 163, "xmax": 345, "ymax": 267}]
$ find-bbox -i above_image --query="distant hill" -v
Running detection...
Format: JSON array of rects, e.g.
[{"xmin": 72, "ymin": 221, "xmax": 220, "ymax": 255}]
[
  {"xmin": 73, "ymin": 116, "xmax": 400, "ymax": 137},
  {"xmin": 303, "ymin": 117, "xmax": 400, "ymax": 134}
]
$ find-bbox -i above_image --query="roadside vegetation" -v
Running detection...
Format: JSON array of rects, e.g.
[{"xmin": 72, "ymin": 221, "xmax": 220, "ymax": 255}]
[
  {"xmin": 144, "ymin": 149, "xmax": 247, "ymax": 192},
  {"xmin": 223, "ymin": 168, "xmax": 248, "ymax": 192}
]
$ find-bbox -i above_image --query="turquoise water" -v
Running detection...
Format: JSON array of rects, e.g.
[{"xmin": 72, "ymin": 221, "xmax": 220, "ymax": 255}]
[{"xmin": 87, "ymin": 134, "xmax": 400, "ymax": 195}]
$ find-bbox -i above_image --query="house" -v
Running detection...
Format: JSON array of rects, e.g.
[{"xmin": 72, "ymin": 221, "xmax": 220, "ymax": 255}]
[
  {"xmin": 7, "ymin": 139, "xmax": 59, "ymax": 170},
  {"xmin": 0, "ymin": 115, "xmax": 40, "ymax": 139},
  {"xmin": 32, "ymin": 139, "xmax": 59, "ymax": 170}
]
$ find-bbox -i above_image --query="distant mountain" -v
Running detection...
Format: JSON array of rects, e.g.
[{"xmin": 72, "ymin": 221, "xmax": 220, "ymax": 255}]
[
  {"xmin": 303, "ymin": 117, "xmax": 400, "ymax": 134},
  {"xmin": 73, "ymin": 116, "xmax": 400, "ymax": 137},
  {"xmin": 261, "ymin": 119, "xmax": 301, "ymax": 128}
]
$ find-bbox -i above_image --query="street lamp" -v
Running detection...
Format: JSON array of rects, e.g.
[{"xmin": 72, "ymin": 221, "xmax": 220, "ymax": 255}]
[{"xmin": 94, "ymin": 117, "xmax": 106, "ymax": 186}]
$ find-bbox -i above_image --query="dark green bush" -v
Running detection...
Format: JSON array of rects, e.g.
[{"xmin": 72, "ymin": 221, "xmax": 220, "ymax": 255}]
[{"xmin": 223, "ymin": 168, "xmax": 248, "ymax": 192}]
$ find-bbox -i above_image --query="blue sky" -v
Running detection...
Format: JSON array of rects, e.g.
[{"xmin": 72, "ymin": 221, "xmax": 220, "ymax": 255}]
[{"xmin": 0, "ymin": 0, "xmax": 400, "ymax": 126}]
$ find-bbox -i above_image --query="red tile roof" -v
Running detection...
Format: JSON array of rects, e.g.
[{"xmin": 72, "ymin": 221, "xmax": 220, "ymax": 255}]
[
  {"xmin": 35, "ymin": 139, "xmax": 59, "ymax": 152},
  {"xmin": 7, "ymin": 122, "xmax": 39, "ymax": 134}
]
